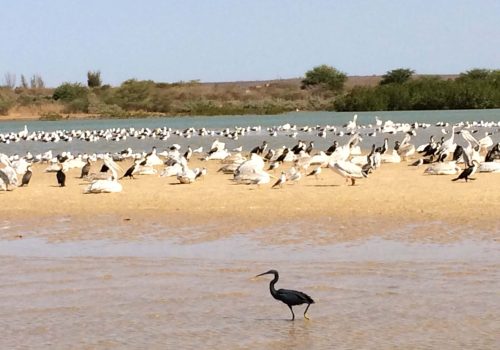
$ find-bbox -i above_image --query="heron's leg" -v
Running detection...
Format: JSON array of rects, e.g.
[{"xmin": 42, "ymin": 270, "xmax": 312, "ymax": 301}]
[
  {"xmin": 288, "ymin": 305, "xmax": 295, "ymax": 321},
  {"xmin": 304, "ymin": 303, "xmax": 311, "ymax": 320},
  {"xmin": 351, "ymin": 178, "xmax": 356, "ymax": 186}
]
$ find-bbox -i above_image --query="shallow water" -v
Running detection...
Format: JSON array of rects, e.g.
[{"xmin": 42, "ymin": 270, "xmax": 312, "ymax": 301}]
[
  {"xmin": 0, "ymin": 222, "xmax": 498, "ymax": 349},
  {"xmin": 1, "ymin": 109, "xmax": 500, "ymax": 156}
]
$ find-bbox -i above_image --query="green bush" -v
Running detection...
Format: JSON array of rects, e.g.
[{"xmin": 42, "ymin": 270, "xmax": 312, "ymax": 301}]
[{"xmin": 53, "ymin": 82, "xmax": 88, "ymax": 102}]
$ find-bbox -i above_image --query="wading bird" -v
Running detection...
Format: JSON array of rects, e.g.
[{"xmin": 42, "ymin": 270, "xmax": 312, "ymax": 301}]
[{"xmin": 255, "ymin": 269, "xmax": 314, "ymax": 320}]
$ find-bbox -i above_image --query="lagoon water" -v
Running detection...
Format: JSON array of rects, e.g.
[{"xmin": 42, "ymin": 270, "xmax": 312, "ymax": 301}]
[
  {"xmin": 1, "ymin": 109, "xmax": 500, "ymax": 156},
  {"xmin": 0, "ymin": 220, "xmax": 499, "ymax": 349}
]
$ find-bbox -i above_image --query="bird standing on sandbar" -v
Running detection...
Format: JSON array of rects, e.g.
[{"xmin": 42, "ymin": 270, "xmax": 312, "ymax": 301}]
[
  {"xmin": 56, "ymin": 164, "xmax": 66, "ymax": 187},
  {"xmin": 20, "ymin": 165, "xmax": 32, "ymax": 187},
  {"xmin": 255, "ymin": 269, "xmax": 314, "ymax": 320},
  {"xmin": 272, "ymin": 171, "xmax": 286, "ymax": 189}
]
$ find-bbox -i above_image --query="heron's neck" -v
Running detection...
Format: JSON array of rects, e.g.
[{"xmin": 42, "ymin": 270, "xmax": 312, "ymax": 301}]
[{"xmin": 269, "ymin": 274, "xmax": 279, "ymax": 298}]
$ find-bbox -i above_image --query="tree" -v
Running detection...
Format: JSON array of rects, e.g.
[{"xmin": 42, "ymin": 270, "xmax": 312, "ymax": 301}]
[
  {"xmin": 380, "ymin": 68, "xmax": 415, "ymax": 85},
  {"xmin": 3, "ymin": 72, "xmax": 16, "ymax": 89},
  {"xmin": 20, "ymin": 75, "xmax": 29, "ymax": 89},
  {"xmin": 301, "ymin": 65, "xmax": 347, "ymax": 92},
  {"xmin": 30, "ymin": 74, "xmax": 45, "ymax": 88},
  {"xmin": 87, "ymin": 70, "xmax": 102, "ymax": 88},
  {"xmin": 457, "ymin": 68, "xmax": 491, "ymax": 81}
]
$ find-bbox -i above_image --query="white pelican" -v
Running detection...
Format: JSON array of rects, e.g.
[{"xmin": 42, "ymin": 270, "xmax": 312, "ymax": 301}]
[
  {"xmin": 424, "ymin": 161, "xmax": 460, "ymax": 175},
  {"xmin": 397, "ymin": 134, "xmax": 416, "ymax": 160},
  {"xmin": 177, "ymin": 164, "xmax": 197, "ymax": 184},
  {"xmin": 436, "ymin": 125, "xmax": 458, "ymax": 159},
  {"xmin": 161, "ymin": 163, "xmax": 183, "ymax": 177},
  {"xmin": 345, "ymin": 114, "xmax": 358, "ymax": 130},
  {"xmin": 328, "ymin": 160, "xmax": 370, "ymax": 185},
  {"xmin": 84, "ymin": 157, "xmax": 123, "ymax": 193},
  {"xmin": 0, "ymin": 154, "xmax": 18, "ymax": 190},
  {"xmin": 478, "ymin": 161, "xmax": 500, "ymax": 173},
  {"xmin": 478, "ymin": 132, "xmax": 493, "ymax": 153}
]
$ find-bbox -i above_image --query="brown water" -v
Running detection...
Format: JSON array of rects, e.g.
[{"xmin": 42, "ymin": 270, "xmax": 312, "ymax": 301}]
[{"xmin": 0, "ymin": 223, "xmax": 499, "ymax": 349}]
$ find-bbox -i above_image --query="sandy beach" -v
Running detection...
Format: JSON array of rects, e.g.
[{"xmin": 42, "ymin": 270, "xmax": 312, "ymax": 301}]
[{"xmin": 1, "ymin": 158, "xmax": 500, "ymax": 242}]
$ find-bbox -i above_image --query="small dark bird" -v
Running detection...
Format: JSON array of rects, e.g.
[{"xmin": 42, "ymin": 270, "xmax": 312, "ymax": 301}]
[
  {"xmin": 452, "ymin": 145, "xmax": 464, "ymax": 162},
  {"xmin": 305, "ymin": 141, "xmax": 314, "ymax": 155},
  {"xmin": 250, "ymin": 141, "xmax": 268, "ymax": 155},
  {"xmin": 100, "ymin": 163, "xmax": 109, "ymax": 173},
  {"xmin": 56, "ymin": 165, "xmax": 66, "ymax": 187},
  {"xmin": 325, "ymin": 141, "xmax": 339, "ymax": 156},
  {"xmin": 20, "ymin": 166, "xmax": 32, "ymax": 187},
  {"xmin": 80, "ymin": 159, "xmax": 91, "ymax": 178},
  {"xmin": 306, "ymin": 166, "xmax": 321, "ymax": 179},
  {"xmin": 256, "ymin": 269, "xmax": 314, "ymax": 320},
  {"xmin": 275, "ymin": 148, "xmax": 289, "ymax": 163},
  {"xmin": 183, "ymin": 146, "xmax": 193, "ymax": 161},
  {"xmin": 452, "ymin": 160, "xmax": 479, "ymax": 182},
  {"xmin": 120, "ymin": 162, "xmax": 137, "ymax": 179}
]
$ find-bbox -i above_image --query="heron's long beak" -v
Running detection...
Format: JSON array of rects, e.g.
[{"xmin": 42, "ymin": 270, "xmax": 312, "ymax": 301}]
[{"xmin": 255, "ymin": 271, "xmax": 271, "ymax": 278}]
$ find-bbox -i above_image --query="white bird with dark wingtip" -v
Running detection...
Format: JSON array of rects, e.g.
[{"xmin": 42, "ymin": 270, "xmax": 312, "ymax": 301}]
[
  {"xmin": 328, "ymin": 160, "xmax": 370, "ymax": 186},
  {"xmin": 272, "ymin": 171, "xmax": 287, "ymax": 189},
  {"xmin": 84, "ymin": 157, "xmax": 123, "ymax": 193}
]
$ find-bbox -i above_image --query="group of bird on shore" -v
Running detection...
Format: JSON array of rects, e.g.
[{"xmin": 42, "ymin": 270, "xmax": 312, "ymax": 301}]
[{"xmin": 2, "ymin": 115, "xmax": 500, "ymax": 192}]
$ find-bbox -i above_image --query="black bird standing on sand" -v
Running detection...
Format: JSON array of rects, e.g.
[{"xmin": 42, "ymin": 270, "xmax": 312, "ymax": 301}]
[
  {"xmin": 20, "ymin": 165, "xmax": 32, "ymax": 187},
  {"xmin": 80, "ymin": 159, "xmax": 91, "ymax": 178},
  {"xmin": 56, "ymin": 164, "xmax": 66, "ymax": 187},
  {"xmin": 452, "ymin": 160, "xmax": 479, "ymax": 182},
  {"xmin": 255, "ymin": 269, "xmax": 315, "ymax": 320},
  {"xmin": 120, "ymin": 161, "xmax": 137, "ymax": 179}
]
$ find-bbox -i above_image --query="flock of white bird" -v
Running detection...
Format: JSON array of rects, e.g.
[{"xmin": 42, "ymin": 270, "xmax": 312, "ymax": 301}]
[{"xmin": 1, "ymin": 114, "xmax": 500, "ymax": 192}]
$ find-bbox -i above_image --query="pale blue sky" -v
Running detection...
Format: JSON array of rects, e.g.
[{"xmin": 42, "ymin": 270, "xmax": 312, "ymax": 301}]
[{"xmin": 1, "ymin": 0, "xmax": 499, "ymax": 87}]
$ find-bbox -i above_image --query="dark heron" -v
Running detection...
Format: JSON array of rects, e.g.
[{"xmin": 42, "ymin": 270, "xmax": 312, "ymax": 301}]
[{"xmin": 256, "ymin": 269, "xmax": 314, "ymax": 320}]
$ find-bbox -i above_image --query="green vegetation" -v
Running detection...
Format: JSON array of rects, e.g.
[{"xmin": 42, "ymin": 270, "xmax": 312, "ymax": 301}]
[
  {"xmin": 336, "ymin": 68, "xmax": 500, "ymax": 111},
  {"xmin": 0, "ymin": 67, "xmax": 499, "ymax": 117},
  {"xmin": 87, "ymin": 70, "xmax": 102, "ymax": 88},
  {"xmin": 301, "ymin": 65, "xmax": 347, "ymax": 93},
  {"xmin": 380, "ymin": 68, "xmax": 415, "ymax": 85}
]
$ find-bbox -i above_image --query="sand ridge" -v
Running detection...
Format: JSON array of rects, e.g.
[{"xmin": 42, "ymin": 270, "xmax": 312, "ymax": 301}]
[{"xmin": 1, "ymin": 158, "xmax": 499, "ymax": 242}]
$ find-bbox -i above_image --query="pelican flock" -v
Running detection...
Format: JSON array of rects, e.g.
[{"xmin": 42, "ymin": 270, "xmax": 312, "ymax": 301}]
[{"xmin": 1, "ymin": 115, "xmax": 500, "ymax": 193}]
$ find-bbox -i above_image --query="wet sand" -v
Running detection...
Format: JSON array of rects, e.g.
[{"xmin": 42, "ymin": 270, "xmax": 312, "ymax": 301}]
[
  {"xmin": 0, "ymin": 235, "xmax": 498, "ymax": 349},
  {"xmin": 1, "ymin": 159, "xmax": 499, "ymax": 349}
]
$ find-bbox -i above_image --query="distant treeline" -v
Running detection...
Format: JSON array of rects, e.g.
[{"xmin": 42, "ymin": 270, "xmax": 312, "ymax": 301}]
[
  {"xmin": 0, "ymin": 67, "xmax": 499, "ymax": 119},
  {"xmin": 336, "ymin": 69, "xmax": 500, "ymax": 111}
]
